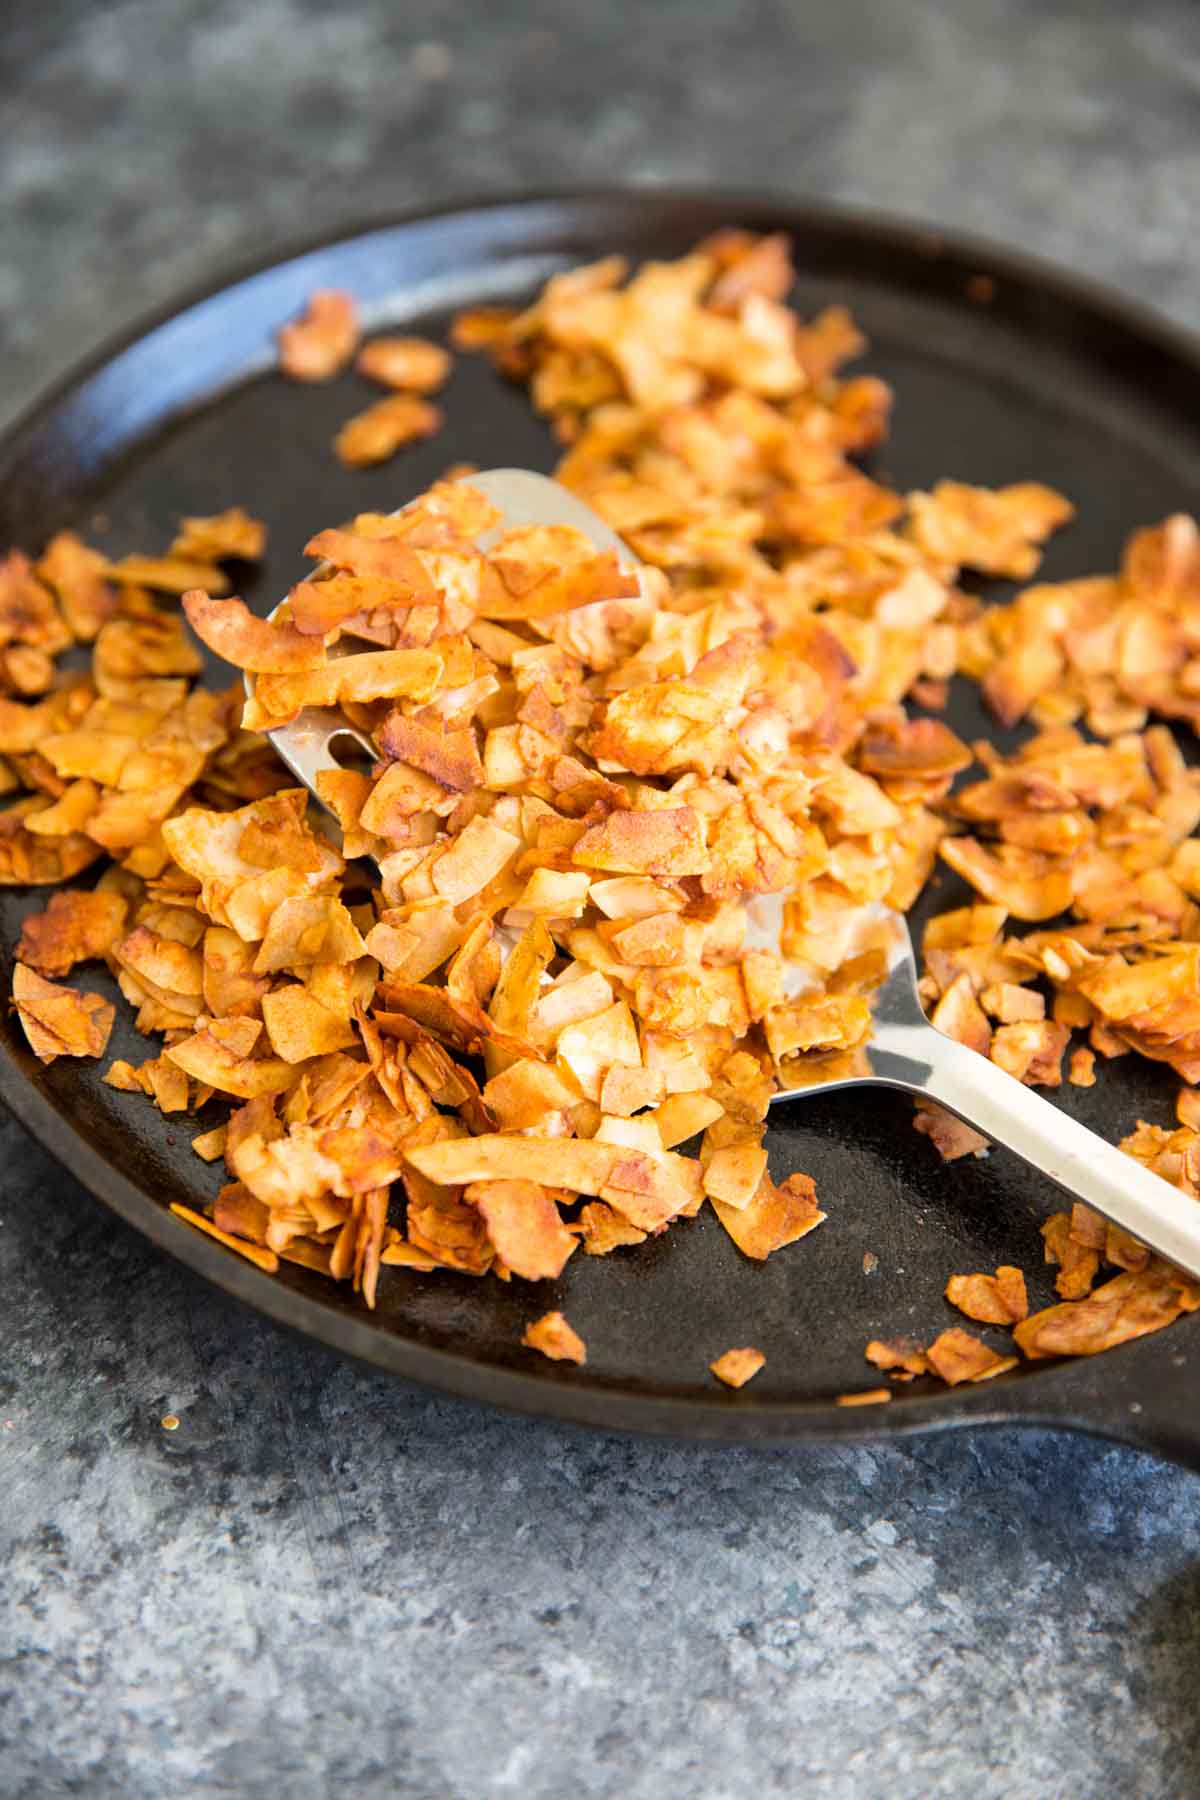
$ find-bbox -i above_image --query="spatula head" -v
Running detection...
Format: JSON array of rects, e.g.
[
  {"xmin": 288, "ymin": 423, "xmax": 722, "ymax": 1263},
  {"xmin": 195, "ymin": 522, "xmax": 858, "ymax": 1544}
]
[
  {"xmin": 251, "ymin": 469, "xmax": 645, "ymax": 797},
  {"xmin": 251, "ymin": 468, "xmax": 916, "ymax": 1063}
]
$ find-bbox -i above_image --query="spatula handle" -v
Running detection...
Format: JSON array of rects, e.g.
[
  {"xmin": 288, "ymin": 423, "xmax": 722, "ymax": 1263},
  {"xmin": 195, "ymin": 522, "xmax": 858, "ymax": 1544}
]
[{"xmin": 909, "ymin": 1023, "xmax": 1200, "ymax": 1279}]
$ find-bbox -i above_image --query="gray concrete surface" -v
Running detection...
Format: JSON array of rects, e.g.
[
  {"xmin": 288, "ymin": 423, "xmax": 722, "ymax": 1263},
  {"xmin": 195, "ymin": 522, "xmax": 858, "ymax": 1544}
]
[{"xmin": 3, "ymin": 2, "xmax": 1200, "ymax": 1795}]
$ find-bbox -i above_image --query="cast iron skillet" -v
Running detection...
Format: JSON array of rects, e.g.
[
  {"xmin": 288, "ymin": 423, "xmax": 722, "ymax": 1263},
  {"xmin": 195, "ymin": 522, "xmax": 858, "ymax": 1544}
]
[{"xmin": 1, "ymin": 190, "xmax": 1198, "ymax": 1467}]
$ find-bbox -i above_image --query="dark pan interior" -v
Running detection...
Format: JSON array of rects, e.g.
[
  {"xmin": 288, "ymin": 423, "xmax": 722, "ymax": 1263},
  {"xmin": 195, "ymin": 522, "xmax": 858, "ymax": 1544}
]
[{"xmin": 1, "ymin": 191, "xmax": 1198, "ymax": 1460}]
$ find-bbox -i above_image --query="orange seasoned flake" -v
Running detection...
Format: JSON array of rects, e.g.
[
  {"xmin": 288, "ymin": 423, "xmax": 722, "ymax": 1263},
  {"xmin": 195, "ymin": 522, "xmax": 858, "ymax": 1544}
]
[
  {"xmin": 466, "ymin": 1179, "xmax": 577, "ymax": 1281},
  {"xmin": 710, "ymin": 1347, "xmax": 765, "ymax": 1388},
  {"xmin": 1015, "ymin": 1261, "xmax": 1196, "ymax": 1359},
  {"xmin": 572, "ymin": 806, "xmax": 709, "ymax": 879},
  {"xmin": 576, "ymin": 1201, "xmax": 647, "ymax": 1255},
  {"xmin": 277, "ymin": 289, "xmax": 359, "ymax": 381},
  {"xmin": 945, "ymin": 1265, "xmax": 1028, "ymax": 1325},
  {"xmin": 865, "ymin": 1338, "xmax": 929, "ymax": 1377},
  {"xmin": 522, "ymin": 1310, "xmax": 586, "ymax": 1364},
  {"xmin": 908, "ymin": 481, "xmax": 1074, "ymax": 579},
  {"xmin": 924, "ymin": 1327, "xmax": 1016, "ymax": 1386},
  {"xmin": 170, "ymin": 509, "xmax": 266, "ymax": 563},
  {"xmin": 1041, "ymin": 1211, "xmax": 1100, "ymax": 1300},
  {"xmin": 710, "ymin": 1170, "xmax": 824, "ymax": 1261},
  {"xmin": 16, "ymin": 886, "xmax": 127, "ymax": 977},
  {"xmin": 356, "ymin": 336, "xmax": 452, "ymax": 393},
  {"xmin": 170, "ymin": 1202, "xmax": 280, "ymax": 1272},
  {"xmin": 334, "ymin": 394, "xmax": 443, "ymax": 468},
  {"xmin": 183, "ymin": 591, "xmax": 327, "ymax": 674},
  {"xmin": 12, "ymin": 962, "xmax": 114, "ymax": 1063}
]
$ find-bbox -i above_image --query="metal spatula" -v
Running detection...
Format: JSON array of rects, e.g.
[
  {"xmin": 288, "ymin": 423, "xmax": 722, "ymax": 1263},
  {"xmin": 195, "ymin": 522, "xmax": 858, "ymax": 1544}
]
[{"xmin": 256, "ymin": 468, "xmax": 1200, "ymax": 1280}]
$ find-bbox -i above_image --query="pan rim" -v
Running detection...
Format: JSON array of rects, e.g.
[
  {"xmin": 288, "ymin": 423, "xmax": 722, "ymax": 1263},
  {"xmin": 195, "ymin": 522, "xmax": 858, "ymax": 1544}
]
[{"xmin": 2, "ymin": 183, "xmax": 1197, "ymax": 1457}]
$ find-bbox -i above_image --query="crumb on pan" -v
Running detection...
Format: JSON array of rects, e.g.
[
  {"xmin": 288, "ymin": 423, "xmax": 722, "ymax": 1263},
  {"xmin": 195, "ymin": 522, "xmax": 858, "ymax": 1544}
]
[
  {"xmin": 277, "ymin": 289, "xmax": 359, "ymax": 381},
  {"xmin": 334, "ymin": 394, "xmax": 443, "ymax": 469},
  {"xmin": 522, "ymin": 1310, "xmax": 587, "ymax": 1364},
  {"xmin": 710, "ymin": 1346, "xmax": 765, "ymax": 1388}
]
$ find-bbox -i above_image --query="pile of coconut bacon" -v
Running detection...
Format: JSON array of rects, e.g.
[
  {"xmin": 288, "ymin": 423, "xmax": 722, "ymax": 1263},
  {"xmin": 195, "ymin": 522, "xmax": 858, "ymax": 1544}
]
[{"xmin": 5, "ymin": 228, "xmax": 1199, "ymax": 1396}]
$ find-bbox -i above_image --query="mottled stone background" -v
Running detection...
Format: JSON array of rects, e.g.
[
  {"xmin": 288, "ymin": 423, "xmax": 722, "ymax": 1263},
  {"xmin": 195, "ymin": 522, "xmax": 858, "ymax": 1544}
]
[{"xmin": 3, "ymin": 2, "xmax": 1200, "ymax": 1795}]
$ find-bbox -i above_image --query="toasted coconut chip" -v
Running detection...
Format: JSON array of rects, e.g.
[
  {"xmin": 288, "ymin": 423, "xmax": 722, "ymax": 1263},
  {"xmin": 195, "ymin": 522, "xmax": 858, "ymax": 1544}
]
[
  {"xmin": 114, "ymin": 923, "xmax": 203, "ymax": 997},
  {"xmin": 164, "ymin": 1026, "xmax": 299, "ymax": 1098},
  {"xmin": 431, "ymin": 815, "xmax": 521, "ymax": 904},
  {"xmin": 277, "ymin": 288, "xmax": 359, "ymax": 381},
  {"xmin": 652, "ymin": 1090, "xmax": 725, "ymax": 1148},
  {"xmin": 170, "ymin": 1202, "xmax": 280, "ymax": 1272},
  {"xmin": 939, "ymin": 837, "xmax": 1073, "ymax": 922},
  {"xmin": 303, "ymin": 527, "xmax": 431, "ymax": 586},
  {"xmin": 253, "ymin": 896, "xmax": 367, "ymax": 974},
  {"xmin": 836, "ymin": 1388, "xmax": 893, "ymax": 1406},
  {"xmin": 576, "ymin": 1201, "xmax": 647, "ymax": 1255},
  {"xmin": 212, "ymin": 1182, "xmax": 272, "ymax": 1245},
  {"xmin": 380, "ymin": 1239, "xmax": 444, "ymax": 1272},
  {"xmin": 907, "ymin": 480, "xmax": 1073, "ymax": 579},
  {"xmin": 25, "ymin": 778, "xmax": 99, "ymax": 837},
  {"xmin": 482, "ymin": 1057, "xmax": 578, "ymax": 1130},
  {"xmin": 16, "ymin": 886, "xmax": 127, "ymax": 977},
  {"xmin": 859, "ymin": 717, "xmax": 972, "ymax": 783},
  {"xmin": 557, "ymin": 1000, "xmax": 641, "ymax": 1102},
  {"xmin": 356, "ymin": 335, "xmax": 453, "ymax": 393},
  {"xmin": 466, "ymin": 1179, "xmax": 578, "ymax": 1280},
  {"xmin": 182, "ymin": 591, "xmax": 327, "ymax": 674},
  {"xmin": 378, "ymin": 710, "xmax": 484, "ymax": 793},
  {"xmin": 572, "ymin": 806, "xmax": 709, "ymax": 879},
  {"xmin": 990, "ymin": 1019, "xmax": 1069, "ymax": 1087},
  {"xmin": 1015, "ymin": 1260, "xmax": 1197, "ymax": 1359},
  {"xmin": 203, "ymin": 925, "xmax": 270, "ymax": 1018},
  {"xmin": 710, "ymin": 1170, "xmax": 825, "ymax": 1261},
  {"xmin": 103, "ymin": 555, "xmax": 230, "ymax": 596},
  {"xmin": 405, "ymin": 1132, "xmax": 619, "ymax": 1192},
  {"xmin": 162, "ymin": 790, "xmax": 342, "ymax": 932},
  {"xmin": 945, "ymin": 1265, "xmax": 1028, "ymax": 1325},
  {"xmin": 924, "ymin": 1327, "xmax": 1016, "ymax": 1386},
  {"xmin": 980, "ymin": 981, "xmax": 1044, "ymax": 1024},
  {"xmin": 102, "ymin": 1058, "xmax": 141, "ymax": 1092},
  {"xmin": 36, "ymin": 532, "xmax": 119, "ymax": 640},
  {"xmin": 191, "ymin": 1123, "xmax": 229, "ymax": 1162},
  {"xmin": 12, "ymin": 962, "xmax": 114, "ymax": 1062},
  {"xmin": 171, "ymin": 508, "xmax": 266, "ymax": 563},
  {"xmin": 865, "ymin": 1337, "xmax": 930, "ymax": 1376},
  {"xmin": 0, "ymin": 796, "xmax": 104, "ymax": 886},
  {"xmin": 522, "ymin": 1310, "xmax": 587, "ymax": 1364},
  {"xmin": 1, "ymin": 645, "xmax": 56, "ymax": 696},
  {"xmin": 289, "ymin": 569, "xmax": 437, "ymax": 638},
  {"xmin": 403, "ymin": 1155, "xmax": 493, "ymax": 1277},
  {"xmin": 710, "ymin": 1346, "xmax": 765, "ymax": 1388},
  {"xmin": 244, "ymin": 647, "xmax": 444, "ymax": 730},
  {"xmin": 702, "ymin": 1142, "xmax": 769, "ymax": 1211},
  {"xmin": 262, "ymin": 984, "xmax": 359, "ymax": 1061},
  {"xmin": 930, "ymin": 971, "xmax": 991, "ymax": 1057},
  {"xmin": 1177, "ymin": 1086, "xmax": 1200, "ymax": 1130},
  {"xmin": 335, "ymin": 394, "xmax": 443, "ymax": 469},
  {"xmin": 0, "ymin": 552, "xmax": 71, "ymax": 656},
  {"xmin": 1041, "ymin": 1212, "xmax": 1100, "ymax": 1300}
]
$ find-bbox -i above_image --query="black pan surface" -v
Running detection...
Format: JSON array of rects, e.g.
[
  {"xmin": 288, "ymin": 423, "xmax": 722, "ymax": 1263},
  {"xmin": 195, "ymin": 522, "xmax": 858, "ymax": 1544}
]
[{"xmin": 1, "ymin": 190, "xmax": 1198, "ymax": 1465}]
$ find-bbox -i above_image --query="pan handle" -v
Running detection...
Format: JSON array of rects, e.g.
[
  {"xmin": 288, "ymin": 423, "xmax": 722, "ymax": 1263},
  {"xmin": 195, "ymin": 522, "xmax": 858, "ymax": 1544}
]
[{"xmin": 1012, "ymin": 1350, "xmax": 1200, "ymax": 1472}]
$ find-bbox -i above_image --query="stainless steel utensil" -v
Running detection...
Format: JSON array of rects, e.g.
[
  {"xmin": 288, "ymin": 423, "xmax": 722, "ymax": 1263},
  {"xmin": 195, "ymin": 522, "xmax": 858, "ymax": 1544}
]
[{"xmin": 257, "ymin": 467, "xmax": 1200, "ymax": 1281}]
